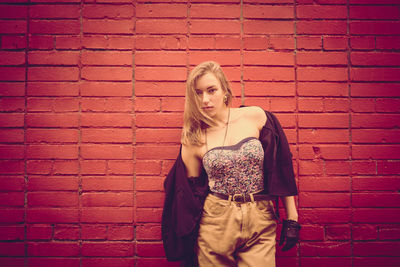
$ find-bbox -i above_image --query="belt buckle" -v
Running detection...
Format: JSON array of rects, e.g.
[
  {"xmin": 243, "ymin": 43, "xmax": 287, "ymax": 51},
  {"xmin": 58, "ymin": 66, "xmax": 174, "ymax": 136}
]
[{"xmin": 232, "ymin": 193, "xmax": 246, "ymax": 203}]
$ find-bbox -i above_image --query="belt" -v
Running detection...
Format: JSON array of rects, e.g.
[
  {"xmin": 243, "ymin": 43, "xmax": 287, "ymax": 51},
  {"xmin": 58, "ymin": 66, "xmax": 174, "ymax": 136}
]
[{"xmin": 210, "ymin": 191, "xmax": 275, "ymax": 203}]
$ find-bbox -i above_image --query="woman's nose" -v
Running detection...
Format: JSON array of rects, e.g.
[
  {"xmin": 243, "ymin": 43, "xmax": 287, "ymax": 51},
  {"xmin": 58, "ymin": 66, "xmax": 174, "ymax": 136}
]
[{"xmin": 202, "ymin": 93, "xmax": 210, "ymax": 103}]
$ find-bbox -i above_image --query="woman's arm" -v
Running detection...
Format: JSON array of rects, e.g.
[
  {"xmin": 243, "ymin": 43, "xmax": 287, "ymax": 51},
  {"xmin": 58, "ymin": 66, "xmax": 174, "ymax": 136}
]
[
  {"xmin": 281, "ymin": 195, "xmax": 298, "ymax": 221},
  {"xmin": 181, "ymin": 143, "xmax": 202, "ymax": 178}
]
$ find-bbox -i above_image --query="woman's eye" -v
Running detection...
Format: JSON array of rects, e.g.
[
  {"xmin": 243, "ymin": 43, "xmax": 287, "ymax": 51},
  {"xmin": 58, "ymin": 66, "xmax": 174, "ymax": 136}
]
[
  {"xmin": 209, "ymin": 89, "xmax": 216, "ymax": 93},
  {"xmin": 195, "ymin": 90, "xmax": 203, "ymax": 95}
]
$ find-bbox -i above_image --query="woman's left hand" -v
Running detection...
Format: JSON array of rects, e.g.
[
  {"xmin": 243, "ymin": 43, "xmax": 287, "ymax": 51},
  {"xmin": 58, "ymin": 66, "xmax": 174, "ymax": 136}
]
[{"xmin": 278, "ymin": 219, "xmax": 301, "ymax": 251}]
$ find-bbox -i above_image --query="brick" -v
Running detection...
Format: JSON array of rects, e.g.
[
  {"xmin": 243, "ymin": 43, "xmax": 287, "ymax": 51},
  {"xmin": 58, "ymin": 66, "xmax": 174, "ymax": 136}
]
[
  {"xmin": 27, "ymin": 208, "xmax": 79, "ymax": 223},
  {"xmin": 300, "ymin": 258, "xmax": 352, "ymax": 267},
  {"xmin": 297, "ymin": 21, "xmax": 347, "ymax": 35},
  {"xmin": 299, "ymin": 177, "xmax": 350, "ymax": 191},
  {"xmin": 351, "ymin": 83, "xmax": 400, "ymax": 97},
  {"xmin": 244, "ymin": 5, "xmax": 293, "ymax": 18},
  {"xmin": 376, "ymin": 36, "xmax": 400, "ymax": 50},
  {"xmin": 81, "ymin": 258, "xmax": 135, "ymax": 267},
  {"xmin": 136, "ymin": 4, "xmax": 187, "ymax": 18},
  {"xmin": 136, "ymin": 224, "xmax": 161, "ymax": 240},
  {"xmin": 244, "ymin": 82, "xmax": 295, "ymax": 97},
  {"xmin": 353, "ymin": 209, "xmax": 400, "ymax": 223},
  {"xmin": 354, "ymin": 242, "xmax": 400, "ymax": 256},
  {"xmin": 81, "ymin": 81, "xmax": 132, "ymax": 97},
  {"xmin": 350, "ymin": 6, "xmax": 400, "ymax": 20},
  {"xmin": 54, "ymin": 226, "xmax": 80, "ymax": 240},
  {"xmin": 326, "ymin": 160, "xmax": 351, "ymax": 175},
  {"xmin": 82, "ymin": 67, "xmax": 132, "ymax": 81},
  {"xmin": 0, "ymin": 98, "xmax": 25, "ymax": 112},
  {"xmin": 0, "ymin": 52, "xmax": 25, "ymax": 65},
  {"xmin": 189, "ymin": 51, "xmax": 241, "ymax": 66},
  {"xmin": 27, "ymin": 51, "xmax": 78, "ymax": 65},
  {"xmin": 30, "ymin": 20, "xmax": 80, "ymax": 34},
  {"xmin": 81, "ymin": 208, "xmax": 133, "ymax": 223},
  {"xmin": 81, "ymin": 160, "xmax": 107, "ymax": 175},
  {"xmin": 350, "ymin": 21, "xmax": 400, "ymax": 35},
  {"xmin": 297, "ymin": 36, "xmax": 322, "ymax": 50},
  {"xmin": 30, "ymin": 5, "xmax": 80, "ymax": 18},
  {"xmin": 379, "ymin": 227, "xmax": 400, "ymax": 240},
  {"xmin": 0, "ymin": 67, "xmax": 26, "ymax": 81},
  {"xmin": 351, "ymin": 161, "xmax": 376, "ymax": 175},
  {"xmin": 376, "ymin": 98, "xmax": 400, "ymax": 113},
  {"xmin": 28, "ymin": 35, "xmax": 54, "ymax": 50},
  {"xmin": 26, "ymin": 160, "xmax": 52, "ymax": 175},
  {"xmin": 298, "ymin": 160, "xmax": 324, "ymax": 175},
  {"xmin": 53, "ymin": 160, "xmax": 79, "ymax": 175},
  {"xmin": 27, "ymin": 225, "xmax": 52, "ymax": 240},
  {"xmin": 28, "ymin": 242, "xmax": 80, "ymax": 256},
  {"xmin": 82, "ymin": 177, "xmax": 133, "ymax": 191},
  {"xmin": 27, "ymin": 82, "xmax": 79, "ymax": 96},
  {"xmin": 243, "ymin": 36, "xmax": 268, "ymax": 50},
  {"xmin": 26, "ymin": 129, "xmax": 78, "ymax": 143},
  {"xmin": 190, "ymin": 19, "xmax": 240, "ymax": 34},
  {"xmin": 299, "ymin": 192, "xmax": 350, "ymax": 208},
  {"xmin": 244, "ymin": 51, "xmax": 294, "ymax": 66},
  {"xmin": 135, "ymin": 35, "xmax": 187, "ymax": 50},
  {"xmin": 350, "ymin": 36, "xmax": 375, "ymax": 50},
  {"xmin": 299, "ymin": 145, "xmax": 350, "ymax": 160},
  {"xmin": 299, "ymin": 114, "xmax": 349, "ymax": 128},
  {"xmin": 300, "ymin": 241, "xmax": 351, "ymax": 256},
  {"xmin": 351, "ymin": 52, "xmax": 400, "ymax": 66},
  {"xmin": 108, "ymin": 226, "xmax": 133, "ymax": 241},
  {"xmin": 352, "ymin": 114, "xmax": 400, "ymax": 128},
  {"xmin": 353, "ymin": 257, "xmax": 400, "ymax": 267},
  {"xmin": 29, "ymin": 258, "xmax": 79, "ymax": 267},
  {"xmin": 136, "ymin": 208, "xmax": 162, "ymax": 223},
  {"xmin": 82, "ymin": 129, "xmax": 132, "ymax": 143},
  {"xmin": 298, "ymin": 82, "xmax": 348, "ymax": 97},
  {"xmin": 83, "ymin": 19, "xmax": 134, "ymax": 34},
  {"xmin": 244, "ymin": 66, "xmax": 294, "ymax": 81},
  {"xmin": 83, "ymin": 4, "xmax": 134, "ymax": 18},
  {"xmin": 109, "ymin": 161, "xmax": 133, "ymax": 175},
  {"xmin": 136, "ymin": 160, "xmax": 161, "ymax": 175},
  {"xmin": 136, "ymin": 177, "xmax": 163, "ymax": 191},
  {"xmin": 28, "ymin": 67, "xmax": 79, "ymax": 81},
  {"xmin": 81, "ymin": 98, "xmax": 132, "ymax": 112},
  {"xmin": 215, "ymin": 36, "xmax": 241, "ymax": 50},
  {"xmin": 82, "ymin": 51, "xmax": 132, "ymax": 66},
  {"xmin": 0, "ymin": 177, "xmax": 24, "ymax": 191},
  {"xmin": 81, "ymin": 113, "xmax": 132, "ymax": 127},
  {"xmin": 136, "ymin": 145, "xmax": 179, "ymax": 160},
  {"xmin": 0, "ymin": 20, "xmax": 26, "ymax": 34},
  {"xmin": 26, "ymin": 145, "xmax": 78, "ymax": 159},
  {"xmin": 135, "ymin": 67, "xmax": 187, "ymax": 81},
  {"xmin": 353, "ymin": 193, "xmax": 400, "ymax": 208},
  {"xmin": 0, "ymin": 208, "xmax": 24, "ymax": 223},
  {"xmin": 81, "ymin": 225, "xmax": 107, "ymax": 240},
  {"xmin": 353, "ymin": 129, "xmax": 400, "ymax": 144},
  {"xmin": 189, "ymin": 36, "xmax": 214, "ymax": 49},
  {"xmin": 81, "ymin": 144, "xmax": 133, "ymax": 160},
  {"xmin": 1, "ymin": 35, "xmax": 27, "ymax": 49},
  {"xmin": 55, "ymin": 35, "xmax": 81, "ymax": 49},
  {"xmin": 28, "ymin": 177, "xmax": 78, "ymax": 191},
  {"xmin": 82, "ymin": 192, "xmax": 133, "ymax": 207},
  {"xmin": 137, "ymin": 242, "xmax": 165, "ymax": 257},
  {"xmin": 297, "ymin": 5, "xmax": 347, "ymax": 19},
  {"xmin": 244, "ymin": 20, "xmax": 294, "ymax": 34},
  {"xmin": 353, "ymin": 177, "xmax": 400, "ymax": 191},
  {"xmin": 191, "ymin": 4, "xmax": 240, "ymax": 19},
  {"xmin": 269, "ymin": 36, "xmax": 295, "ymax": 50},
  {"xmin": 0, "ymin": 243, "xmax": 25, "ymax": 256},
  {"xmin": 297, "ymin": 52, "xmax": 347, "ymax": 66},
  {"xmin": 326, "ymin": 225, "xmax": 351, "ymax": 240},
  {"xmin": 28, "ymin": 192, "xmax": 78, "ymax": 207},
  {"xmin": 82, "ymin": 35, "xmax": 135, "ymax": 49},
  {"xmin": 351, "ymin": 98, "xmax": 375, "ymax": 113},
  {"xmin": 136, "ymin": 192, "xmax": 164, "ymax": 208},
  {"xmin": 298, "ymin": 67, "xmax": 348, "ymax": 81},
  {"xmin": 136, "ymin": 19, "xmax": 186, "ymax": 34},
  {"xmin": 0, "ymin": 5, "xmax": 27, "ymax": 19},
  {"xmin": 300, "ymin": 225, "xmax": 324, "ymax": 241},
  {"xmin": 0, "ymin": 192, "xmax": 24, "ymax": 207},
  {"xmin": 352, "ymin": 224, "xmax": 377, "ymax": 241},
  {"xmin": 135, "ymin": 51, "xmax": 186, "ymax": 66},
  {"xmin": 300, "ymin": 209, "xmax": 351, "ymax": 224}
]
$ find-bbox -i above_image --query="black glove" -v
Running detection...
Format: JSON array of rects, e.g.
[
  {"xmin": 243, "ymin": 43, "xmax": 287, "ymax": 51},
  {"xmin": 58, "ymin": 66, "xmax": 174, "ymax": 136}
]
[{"xmin": 279, "ymin": 219, "xmax": 301, "ymax": 251}]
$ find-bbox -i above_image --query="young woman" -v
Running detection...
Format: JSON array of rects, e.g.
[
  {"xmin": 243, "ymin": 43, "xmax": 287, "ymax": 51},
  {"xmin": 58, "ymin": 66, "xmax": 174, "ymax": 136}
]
[{"xmin": 162, "ymin": 61, "xmax": 300, "ymax": 267}]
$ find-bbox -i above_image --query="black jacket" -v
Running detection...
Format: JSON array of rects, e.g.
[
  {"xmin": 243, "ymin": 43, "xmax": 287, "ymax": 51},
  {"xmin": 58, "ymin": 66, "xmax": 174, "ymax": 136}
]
[{"xmin": 161, "ymin": 110, "xmax": 298, "ymax": 265}]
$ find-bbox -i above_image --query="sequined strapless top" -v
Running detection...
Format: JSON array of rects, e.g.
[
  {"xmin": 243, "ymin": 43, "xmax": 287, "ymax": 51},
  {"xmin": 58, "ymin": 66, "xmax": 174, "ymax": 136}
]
[{"xmin": 202, "ymin": 137, "xmax": 264, "ymax": 195}]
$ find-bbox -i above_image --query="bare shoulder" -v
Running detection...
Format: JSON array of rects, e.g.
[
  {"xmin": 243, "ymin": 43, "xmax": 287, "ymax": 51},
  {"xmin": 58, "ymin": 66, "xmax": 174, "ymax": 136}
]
[
  {"xmin": 240, "ymin": 106, "xmax": 267, "ymax": 130},
  {"xmin": 181, "ymin": 142, "xmax": 202, "ymax": 177}
]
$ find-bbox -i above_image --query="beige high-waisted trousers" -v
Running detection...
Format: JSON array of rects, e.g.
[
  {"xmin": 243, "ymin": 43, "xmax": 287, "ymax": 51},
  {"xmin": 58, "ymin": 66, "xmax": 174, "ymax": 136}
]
[{"xmin": 196, "ymin": 193, "xmax": 277, "ymax": 267}]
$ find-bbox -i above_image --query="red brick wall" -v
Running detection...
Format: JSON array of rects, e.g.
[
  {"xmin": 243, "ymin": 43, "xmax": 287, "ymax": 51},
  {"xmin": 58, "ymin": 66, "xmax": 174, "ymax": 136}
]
[{"xmin": 1, "ymin": 0, "xmax": 399, "ymax": 266}]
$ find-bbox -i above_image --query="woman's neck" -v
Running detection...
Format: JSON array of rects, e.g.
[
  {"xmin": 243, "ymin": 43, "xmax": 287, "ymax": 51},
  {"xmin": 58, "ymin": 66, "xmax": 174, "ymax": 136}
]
[{"xmin": 211, "ymin": 107, "xmax": 230, "ymax": 128}]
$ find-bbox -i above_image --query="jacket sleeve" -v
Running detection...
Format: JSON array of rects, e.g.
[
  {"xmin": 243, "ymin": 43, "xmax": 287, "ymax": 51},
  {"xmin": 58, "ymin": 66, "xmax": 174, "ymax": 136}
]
[
  {"xmin": 161, "ymin": 146, "xmax": 208, "ymax": 262},
  {"xmin": 262, "ymin": 111, "xmax": 298, "ymax": 196}
]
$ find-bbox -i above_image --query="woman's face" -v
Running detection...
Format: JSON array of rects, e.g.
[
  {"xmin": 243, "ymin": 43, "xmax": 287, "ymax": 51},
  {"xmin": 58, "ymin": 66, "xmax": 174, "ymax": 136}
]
[{"xmin": 195, "ymin": 72, "xmax": 226, "ymax": 118}]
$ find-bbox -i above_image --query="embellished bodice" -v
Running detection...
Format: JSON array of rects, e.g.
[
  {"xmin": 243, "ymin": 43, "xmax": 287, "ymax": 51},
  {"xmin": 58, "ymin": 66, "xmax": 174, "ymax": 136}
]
[{"xmin": 202, "ymin": 137, "xmax": 264, "ymax": 195}]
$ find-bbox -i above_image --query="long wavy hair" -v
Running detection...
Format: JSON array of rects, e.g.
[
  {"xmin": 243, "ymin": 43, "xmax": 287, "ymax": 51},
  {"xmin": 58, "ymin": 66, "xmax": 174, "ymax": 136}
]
[{"xmin": 181, "ymin": 61, "xmax": 233, "ymax": 146}]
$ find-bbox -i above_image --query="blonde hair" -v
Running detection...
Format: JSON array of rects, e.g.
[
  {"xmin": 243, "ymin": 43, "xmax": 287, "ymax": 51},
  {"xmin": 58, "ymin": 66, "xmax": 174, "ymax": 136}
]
[{"xmin": 181, "ymin": 61, "xmax": 233, "ymax": 146}]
